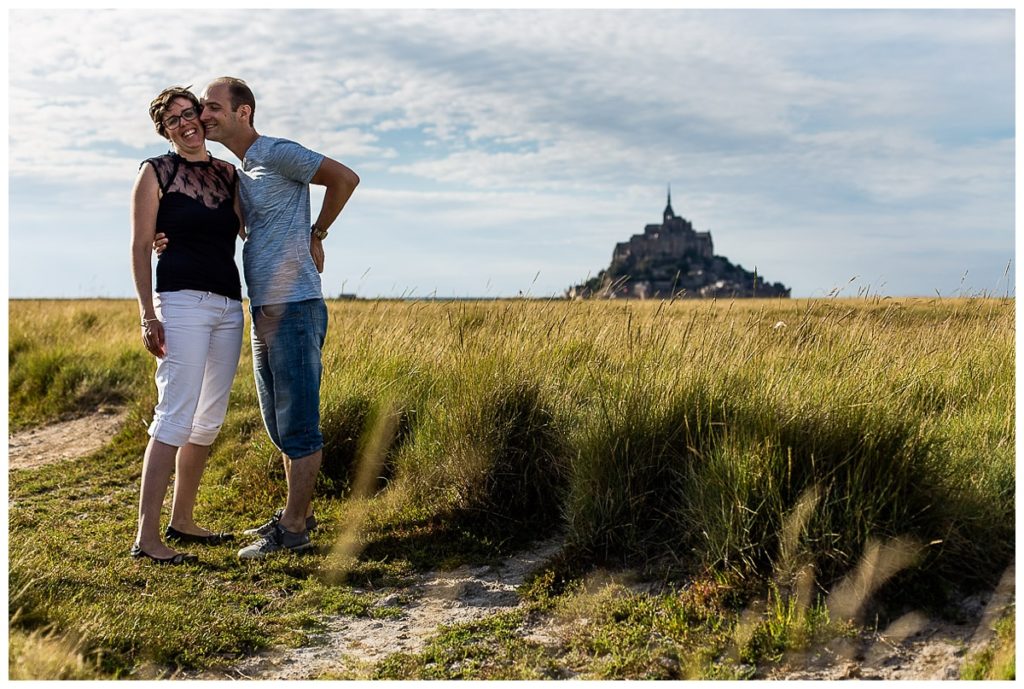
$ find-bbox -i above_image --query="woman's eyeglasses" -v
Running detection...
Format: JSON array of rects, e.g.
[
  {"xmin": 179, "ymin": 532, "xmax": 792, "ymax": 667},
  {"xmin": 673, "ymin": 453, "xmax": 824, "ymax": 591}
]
[{"xmin": 163, "ymin": 107, "xmax": 200, "ymax": 131}]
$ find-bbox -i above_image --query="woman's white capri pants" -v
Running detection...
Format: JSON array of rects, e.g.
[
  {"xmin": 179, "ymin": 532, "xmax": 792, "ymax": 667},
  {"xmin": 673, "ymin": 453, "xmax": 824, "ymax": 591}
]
[{"xmin": 147, "ymin": 289, "xmax": 244, "ymax": 447}]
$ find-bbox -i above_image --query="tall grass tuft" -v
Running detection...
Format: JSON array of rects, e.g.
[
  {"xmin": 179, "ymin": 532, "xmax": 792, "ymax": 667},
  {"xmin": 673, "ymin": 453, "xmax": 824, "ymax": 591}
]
[
  {"xmin": 566, "ymin": 383, "xmax": 716, "ymax": 564},
  {"xmin": 8, "ymin": 625, "xmax": 103, "ymax": 680},
  {"xmin": 395, "ymin": 364, "xmax": 568, "ymax": 535}
]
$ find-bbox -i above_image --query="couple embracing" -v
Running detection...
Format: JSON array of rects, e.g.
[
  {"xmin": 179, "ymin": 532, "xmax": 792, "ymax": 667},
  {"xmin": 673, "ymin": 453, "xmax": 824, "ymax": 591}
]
[{"xmin": 129, "ymin": 77, "xmax": 360, "ymax": 564}]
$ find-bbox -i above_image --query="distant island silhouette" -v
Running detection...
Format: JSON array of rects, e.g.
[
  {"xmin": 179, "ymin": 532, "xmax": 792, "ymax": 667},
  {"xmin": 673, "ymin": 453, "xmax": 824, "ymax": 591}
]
[{"xmin": 568, "ymin": 189, "xmax": 790, "ymax": 299}]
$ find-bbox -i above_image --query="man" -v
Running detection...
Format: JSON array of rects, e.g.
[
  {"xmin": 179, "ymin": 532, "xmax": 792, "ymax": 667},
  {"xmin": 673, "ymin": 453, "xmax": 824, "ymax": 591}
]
[{"xmin": 166, "ymin": 77, "xmax": 359, "ymax": 559}]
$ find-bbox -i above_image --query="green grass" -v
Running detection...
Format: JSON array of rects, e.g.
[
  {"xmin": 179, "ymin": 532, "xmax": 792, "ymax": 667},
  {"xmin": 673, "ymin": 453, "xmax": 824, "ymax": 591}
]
[
  {"xmin": 8, "ymin": 296, "xmax": 1014, "ymax": 678},
  {"xmin": 365, "ymin": 610, "xmax": 561, "ymax": 680},
  {"xmin": 8, "ymin": 300, "xmax": 152, "ymax": 431},
  {"xmin": 961, "ymin": 607, "xmax": 1016, "ymax": 680}
]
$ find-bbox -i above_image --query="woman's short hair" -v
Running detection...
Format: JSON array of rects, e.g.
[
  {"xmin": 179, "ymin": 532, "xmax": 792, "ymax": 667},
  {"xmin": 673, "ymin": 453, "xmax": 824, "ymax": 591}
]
[{"xmin": 149, "ymin": 86, "xmax": 201, "ymax": 139}]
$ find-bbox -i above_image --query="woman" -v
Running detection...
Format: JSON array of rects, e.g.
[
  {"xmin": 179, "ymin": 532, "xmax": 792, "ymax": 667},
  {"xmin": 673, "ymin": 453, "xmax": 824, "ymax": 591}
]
[{"xmin": 129, "ymin": 86, "xmax": 245, "ymax": 564}]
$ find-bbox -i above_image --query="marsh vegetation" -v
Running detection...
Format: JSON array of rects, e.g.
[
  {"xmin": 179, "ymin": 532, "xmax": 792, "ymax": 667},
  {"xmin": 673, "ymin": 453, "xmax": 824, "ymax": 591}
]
[{"xmin": 8, "ymin": 296, "xmax": 1014, "ymax": 678}]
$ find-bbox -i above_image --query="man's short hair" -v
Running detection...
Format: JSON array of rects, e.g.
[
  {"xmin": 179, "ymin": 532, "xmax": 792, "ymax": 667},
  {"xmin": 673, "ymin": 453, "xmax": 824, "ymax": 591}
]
[
  {"xmin": 149, "ymin": 86, "xmax": 201, "ymax": 139},
  {"xmin": 210, "ymin": 76, "xmax": 256, "ymax": 127}
]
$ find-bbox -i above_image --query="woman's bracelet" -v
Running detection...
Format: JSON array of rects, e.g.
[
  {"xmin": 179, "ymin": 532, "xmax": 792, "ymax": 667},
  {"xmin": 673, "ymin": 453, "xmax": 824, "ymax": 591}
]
[{"xmin": 141, "ymin": 317, "xmax": 160, "ymax": 327}]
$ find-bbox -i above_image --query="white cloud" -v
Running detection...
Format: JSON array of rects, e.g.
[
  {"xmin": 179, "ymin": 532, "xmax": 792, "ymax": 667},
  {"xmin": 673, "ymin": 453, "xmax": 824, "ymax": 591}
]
[{"xmin": 8, "ymin": 9, "xmax": 1014, "ymax": 298}]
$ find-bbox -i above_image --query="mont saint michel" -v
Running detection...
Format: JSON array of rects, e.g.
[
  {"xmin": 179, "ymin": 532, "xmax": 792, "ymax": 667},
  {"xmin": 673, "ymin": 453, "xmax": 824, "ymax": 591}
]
[{"xmin": 569, "ymin": 191, "xmax": 790, "ymax": 299}]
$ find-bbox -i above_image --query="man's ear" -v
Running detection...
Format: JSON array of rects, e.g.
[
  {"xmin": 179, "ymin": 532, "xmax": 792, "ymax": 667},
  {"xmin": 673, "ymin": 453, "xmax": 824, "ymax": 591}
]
[{"xmin": 238, "ymin": 104, "xmax": 253, "ymax": 125}]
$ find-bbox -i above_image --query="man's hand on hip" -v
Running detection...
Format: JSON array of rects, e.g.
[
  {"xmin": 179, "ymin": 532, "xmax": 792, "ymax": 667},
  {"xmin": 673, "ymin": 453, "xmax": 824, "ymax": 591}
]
[
  {"xmin": 153, "ymin": 232, "xmax": 168, "ymax": 256},
  {"xmin": 310, "ymin": 235, "xmax": 324, "ymax": 273}
]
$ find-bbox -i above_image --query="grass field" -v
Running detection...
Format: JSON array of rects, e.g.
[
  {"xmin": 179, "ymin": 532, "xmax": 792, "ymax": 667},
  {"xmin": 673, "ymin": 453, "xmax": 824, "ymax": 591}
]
[{"xmin": 7, "ymin": 296, "xmax": 1015, "ymax": 678}]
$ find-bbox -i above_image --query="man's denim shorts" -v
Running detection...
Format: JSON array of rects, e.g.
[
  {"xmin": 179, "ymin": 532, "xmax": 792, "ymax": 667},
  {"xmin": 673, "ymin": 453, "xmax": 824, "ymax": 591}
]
[{"xmin": 250, "ymin": 298, "xmax": 328, "ymax": 459}]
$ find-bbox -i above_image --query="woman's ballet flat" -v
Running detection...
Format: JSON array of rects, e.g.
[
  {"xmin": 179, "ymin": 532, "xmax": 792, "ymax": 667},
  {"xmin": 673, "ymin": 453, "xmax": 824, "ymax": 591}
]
[
  {"xmin": 130, "ymin": 543, "xmax": 199, "ymax": 565},
  {"xmin": 165, "ymin": 526, "xmax": 234, "ymax": 545}
]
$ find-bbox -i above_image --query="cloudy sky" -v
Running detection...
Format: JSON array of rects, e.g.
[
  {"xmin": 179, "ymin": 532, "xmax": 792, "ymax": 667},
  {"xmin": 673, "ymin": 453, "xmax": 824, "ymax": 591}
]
[{"xmin": 7, "ymin": 9, "xmax": 1015, "ymax": 299}]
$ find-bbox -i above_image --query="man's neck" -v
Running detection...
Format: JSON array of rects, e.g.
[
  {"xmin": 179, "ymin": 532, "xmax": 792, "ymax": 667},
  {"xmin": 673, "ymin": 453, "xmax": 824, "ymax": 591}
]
[{"xmin": 222, "ymin": 129, "xmax": 260, "ymax": 162}]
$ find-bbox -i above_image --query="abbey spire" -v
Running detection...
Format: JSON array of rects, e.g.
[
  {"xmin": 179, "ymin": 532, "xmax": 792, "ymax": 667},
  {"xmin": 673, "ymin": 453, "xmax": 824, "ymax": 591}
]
[{"xmin": 664, "ymin": 184, "xmax": 675, "ymax": 221}]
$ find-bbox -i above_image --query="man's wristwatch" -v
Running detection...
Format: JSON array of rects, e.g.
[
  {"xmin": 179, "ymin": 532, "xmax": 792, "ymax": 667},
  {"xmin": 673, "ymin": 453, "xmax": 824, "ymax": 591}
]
[{"xmin": 311, "ymin": 223, "xmax": 328, "ymax": 241}]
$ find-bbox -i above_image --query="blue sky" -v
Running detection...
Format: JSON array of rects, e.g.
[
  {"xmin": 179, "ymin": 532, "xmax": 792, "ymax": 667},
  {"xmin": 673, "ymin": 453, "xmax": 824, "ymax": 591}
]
[{"xmin": 7, "ymin": 9, "xmax": 1016, "ymax": 299}]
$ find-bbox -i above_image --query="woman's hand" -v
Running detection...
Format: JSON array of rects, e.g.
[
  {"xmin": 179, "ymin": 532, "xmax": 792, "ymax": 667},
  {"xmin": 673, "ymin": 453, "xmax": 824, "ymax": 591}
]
[{"xmin": 142, "ymin": 319, "xmax": 166, "ymax": 358}]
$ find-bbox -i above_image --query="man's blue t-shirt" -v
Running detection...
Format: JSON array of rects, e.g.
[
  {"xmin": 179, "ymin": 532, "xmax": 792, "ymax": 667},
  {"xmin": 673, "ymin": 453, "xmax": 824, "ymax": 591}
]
[{"xmin": 238, "ymin": 135, "xmax": 325, "ymax": 307}]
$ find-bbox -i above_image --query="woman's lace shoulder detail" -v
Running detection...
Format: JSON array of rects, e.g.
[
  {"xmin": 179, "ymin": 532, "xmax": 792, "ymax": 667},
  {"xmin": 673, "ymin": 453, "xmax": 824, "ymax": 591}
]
[
  {"xmin": 142, "ymin": 154, "xmax": 178, "ymax": 193},
  {"xmin": 163, "ymin": 154, "xmax": 234, "ymax": 210},
  {"xmin": 210, "ymin": 157, "xmax": 237, "ymax": 189},
  {"xmin": 211, "ymin": 156, "xmax": 235, "ymax": 175}
]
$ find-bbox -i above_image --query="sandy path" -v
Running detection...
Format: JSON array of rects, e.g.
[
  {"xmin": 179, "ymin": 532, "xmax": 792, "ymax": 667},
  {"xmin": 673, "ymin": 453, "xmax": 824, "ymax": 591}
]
[
  {"xmin": 187, "ymin": 549, "xmax": 1013, "ymax": 681},
  {"xmin": 186, "ymin": 537, "xmax": 565, "ymax": 680},
  {"xmin": 8, "ymin": 408, "xmax": 128, "ymax": 471}
]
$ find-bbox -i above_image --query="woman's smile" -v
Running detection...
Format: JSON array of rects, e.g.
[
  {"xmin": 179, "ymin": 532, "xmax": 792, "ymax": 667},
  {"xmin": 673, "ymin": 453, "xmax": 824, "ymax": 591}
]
[{"xmin": 179, "ymin": 125, "xmax": 202, "ymax": 145}]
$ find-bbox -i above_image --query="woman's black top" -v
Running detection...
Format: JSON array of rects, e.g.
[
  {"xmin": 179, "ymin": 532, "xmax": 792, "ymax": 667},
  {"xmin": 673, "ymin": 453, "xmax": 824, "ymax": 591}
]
[{"xmin": 142, "ymin": 152, "xmax": 242, "ymax": 301}]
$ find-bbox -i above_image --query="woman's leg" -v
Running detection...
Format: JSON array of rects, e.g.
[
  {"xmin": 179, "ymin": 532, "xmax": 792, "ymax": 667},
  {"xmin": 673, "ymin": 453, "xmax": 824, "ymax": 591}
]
[
  {"xmin": 141, "ymin": 290, "xmax": 214, "ymax": 552},
  {"xmin": 168, "ymin": 443, "xmax": 213, "ymax": 535},
  {"xmin": 170, "ymin": 297, "xmax": 244, "ymax": 533},
  {"xmin": 135, "ymin": 438, "xmax": 182, "ymax": 558}
]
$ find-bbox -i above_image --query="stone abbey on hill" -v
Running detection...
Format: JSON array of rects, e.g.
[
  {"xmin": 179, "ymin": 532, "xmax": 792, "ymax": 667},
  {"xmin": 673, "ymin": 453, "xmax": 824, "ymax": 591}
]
[{"xmin": 569, "ymin": 191, "xmax": 790, "ymax": 299}]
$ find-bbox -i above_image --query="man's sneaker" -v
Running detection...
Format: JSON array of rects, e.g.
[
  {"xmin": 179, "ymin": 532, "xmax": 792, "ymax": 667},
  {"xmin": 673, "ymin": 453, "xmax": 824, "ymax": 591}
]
[
  {"xmin": 242, "ymin": 508, "xmax": 318, "ymax": 537},
  {"xmin": 237, "ymin": 524, "xmax": 314, "ymax": 560}
]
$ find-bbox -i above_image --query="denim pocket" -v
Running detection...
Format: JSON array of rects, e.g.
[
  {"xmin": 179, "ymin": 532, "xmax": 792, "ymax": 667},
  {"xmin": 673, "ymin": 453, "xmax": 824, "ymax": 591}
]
[{"xmin": 259, "ymin": 303, "xmax": 289, "ymax": 319}]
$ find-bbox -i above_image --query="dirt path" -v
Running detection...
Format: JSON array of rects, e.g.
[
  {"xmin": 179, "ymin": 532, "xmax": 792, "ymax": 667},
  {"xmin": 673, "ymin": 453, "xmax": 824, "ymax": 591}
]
[
  {"xmin": 185, "ymin": 537, "xmax": 566, "ymax": 680},
  {"xmin": 8, "ymin": 407, "xmax": 128, "ymax": 471},
  {"xmin": 186, "ymin": 547, "xmax": 1012, "ymax": 681}
]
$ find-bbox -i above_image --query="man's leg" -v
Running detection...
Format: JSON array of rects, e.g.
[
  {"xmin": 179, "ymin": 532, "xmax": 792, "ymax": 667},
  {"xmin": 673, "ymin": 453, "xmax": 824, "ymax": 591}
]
[
  {"xmin": 270, "ymin": 298, "xmax": 327, "ymax": 533},
  {"xmin": 250, "ymin": 303, "xmax": 283, "ymax": 453},
  {"xmin": 281, "ymin": 456, "xmax": 315, "ymax": 521},
  {"xmin": 278, "ymin": 450, "xmax": 322, "ymax": 534},
  {"xmin": 239, "ymin": 300, "xmax": 325, "ymax": 557}
]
